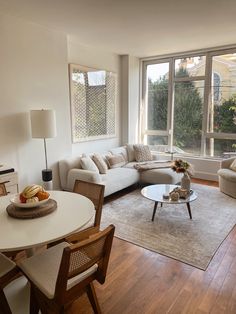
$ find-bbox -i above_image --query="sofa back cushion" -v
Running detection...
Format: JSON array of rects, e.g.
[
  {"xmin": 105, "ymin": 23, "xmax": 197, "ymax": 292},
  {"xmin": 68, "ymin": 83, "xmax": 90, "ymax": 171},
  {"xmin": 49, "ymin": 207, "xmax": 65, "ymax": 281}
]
[
  {"xmin": 133, "ymin": 144, "xmax": 152, "ymax": 162},
  {"xmin": 80, "ymin": 156, "xmax": 99, "ymax": 172},
  {"xmin": 109, "ymin": 146, "xmax": 128, "ymax": 162},
  {"xmin": 92, "ymin": 154, "xmax": 108, "ymax": 174},
  {"xmin": 126, "ymin": 144, "xmax": 135, "ymax": 162},
  {"xmin": 106, "ymin": 154, "xmax": 126, "ymax": 169}
]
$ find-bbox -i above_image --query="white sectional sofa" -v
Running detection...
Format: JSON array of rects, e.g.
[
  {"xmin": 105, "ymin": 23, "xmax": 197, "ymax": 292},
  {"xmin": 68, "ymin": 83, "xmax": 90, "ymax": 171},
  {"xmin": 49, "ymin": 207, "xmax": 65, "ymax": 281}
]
[{"xmin": 59, "ymin": 145, "xmax": 182, "ymax": 197}]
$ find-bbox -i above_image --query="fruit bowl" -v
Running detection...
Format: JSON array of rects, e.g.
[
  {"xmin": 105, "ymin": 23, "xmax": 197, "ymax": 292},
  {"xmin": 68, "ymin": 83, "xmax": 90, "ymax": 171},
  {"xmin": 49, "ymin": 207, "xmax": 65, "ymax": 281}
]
[{"xmin": 10, "ymin": 194, "xmax": 50, "ymax": 208}]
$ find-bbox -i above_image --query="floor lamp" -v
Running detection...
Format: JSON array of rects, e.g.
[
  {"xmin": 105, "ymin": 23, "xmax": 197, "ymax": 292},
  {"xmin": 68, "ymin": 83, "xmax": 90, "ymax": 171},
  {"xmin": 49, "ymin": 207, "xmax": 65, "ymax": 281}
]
[{"xmin": 30, "ymin": 109, "xmax": 57, "ymax": 190}]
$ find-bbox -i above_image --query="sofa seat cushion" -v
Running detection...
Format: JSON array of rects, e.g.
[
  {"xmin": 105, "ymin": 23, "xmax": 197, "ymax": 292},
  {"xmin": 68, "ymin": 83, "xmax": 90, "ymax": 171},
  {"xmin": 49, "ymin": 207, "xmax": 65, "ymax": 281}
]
[
  {"xmin": 101, "ymin": 168, "xmax": 139, "ymax": 197},
  {"xmin": 218, "ymin": 169, "xmax": 236, "ymax": 183},
  {"xmin": 123, "ymin": 162, "xmax": 139, "ymax": 169},
  {"xmin": 140, "ymin": 168, "xmax": 182, "ymax": 185}
]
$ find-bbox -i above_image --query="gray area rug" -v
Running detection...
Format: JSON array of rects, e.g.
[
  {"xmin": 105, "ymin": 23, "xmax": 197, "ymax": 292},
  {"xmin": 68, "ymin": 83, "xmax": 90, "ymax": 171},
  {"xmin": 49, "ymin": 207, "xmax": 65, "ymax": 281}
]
[{"xmin": 101, "ymin": 183, "xmax": 236, "ymax": 270}]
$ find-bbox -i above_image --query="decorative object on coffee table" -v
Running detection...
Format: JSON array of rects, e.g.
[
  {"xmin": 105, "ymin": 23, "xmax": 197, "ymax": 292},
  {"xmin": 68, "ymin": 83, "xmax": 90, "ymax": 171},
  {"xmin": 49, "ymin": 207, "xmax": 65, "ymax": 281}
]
[
  {"xmin": 171, "ymin": 159, "xmax": 193, "ymax": 191},
  {"xmin": 181, "ymin": 171, "xmax": 191, "ymax": 191},
  {"xmin": 30, "ymin": 109, "xmax": 57, "ymax": 190}
]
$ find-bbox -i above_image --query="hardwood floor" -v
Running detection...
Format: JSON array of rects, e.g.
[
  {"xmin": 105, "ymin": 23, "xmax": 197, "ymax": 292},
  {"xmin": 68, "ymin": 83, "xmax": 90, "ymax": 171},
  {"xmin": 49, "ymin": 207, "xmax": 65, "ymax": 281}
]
[{"xmin": 69, "ymin": 179, "xmax": 236, "ymax": 314}]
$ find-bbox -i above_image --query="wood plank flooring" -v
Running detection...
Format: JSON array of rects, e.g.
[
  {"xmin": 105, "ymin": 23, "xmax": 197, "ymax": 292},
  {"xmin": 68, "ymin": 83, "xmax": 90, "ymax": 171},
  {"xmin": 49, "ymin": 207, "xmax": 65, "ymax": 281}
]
[{"xmin": 69, "ymin": 179, "xmax": 236, "ymax": 314}]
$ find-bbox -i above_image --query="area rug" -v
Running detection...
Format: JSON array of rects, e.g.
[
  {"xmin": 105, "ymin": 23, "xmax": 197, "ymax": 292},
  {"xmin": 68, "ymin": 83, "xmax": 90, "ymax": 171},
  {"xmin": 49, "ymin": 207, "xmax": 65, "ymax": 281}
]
[{"xmin": 101, "ymin": 183, "xmax": 236, "ymax": 270}]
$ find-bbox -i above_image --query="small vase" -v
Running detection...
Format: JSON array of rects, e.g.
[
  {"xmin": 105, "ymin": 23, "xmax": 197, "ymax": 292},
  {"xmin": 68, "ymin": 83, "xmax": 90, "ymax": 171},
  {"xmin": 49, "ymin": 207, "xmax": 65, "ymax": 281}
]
[{"xmin": 181, "ymin": 172, "xmax": 190, "ymax": 191}]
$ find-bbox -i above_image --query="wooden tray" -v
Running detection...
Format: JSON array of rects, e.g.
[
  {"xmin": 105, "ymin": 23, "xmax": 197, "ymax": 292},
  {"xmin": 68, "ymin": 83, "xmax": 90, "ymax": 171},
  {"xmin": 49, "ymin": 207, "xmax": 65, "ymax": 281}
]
[{"xmin": 6, "ymin": 199, "xmax": 57, "ymax": 219}]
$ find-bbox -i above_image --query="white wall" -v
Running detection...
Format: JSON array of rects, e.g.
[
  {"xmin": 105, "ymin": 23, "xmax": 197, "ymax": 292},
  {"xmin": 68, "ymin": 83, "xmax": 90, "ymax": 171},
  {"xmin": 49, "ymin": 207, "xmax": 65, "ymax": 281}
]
[
  {"xmin": 0, "ymin": 14, "xmax": 71, "ymax": 190},
  {"xmin": 67, "ymin": 39, "xmax": 121, "ymax": 156},
  {"xmin": 120, "ymin": 55, "xmax": 140, "ymax": 144},
  {"xmin": 0, "ymin": 14, "xmax": 123, "ymax": 190}
]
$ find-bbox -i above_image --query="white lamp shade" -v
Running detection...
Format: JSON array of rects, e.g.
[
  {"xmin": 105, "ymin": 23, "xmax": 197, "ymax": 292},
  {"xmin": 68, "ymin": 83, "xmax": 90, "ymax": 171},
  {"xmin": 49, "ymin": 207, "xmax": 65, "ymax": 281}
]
[{"xmin": 30, "ymin": 109, "xmax": 57, "ymax": 139}]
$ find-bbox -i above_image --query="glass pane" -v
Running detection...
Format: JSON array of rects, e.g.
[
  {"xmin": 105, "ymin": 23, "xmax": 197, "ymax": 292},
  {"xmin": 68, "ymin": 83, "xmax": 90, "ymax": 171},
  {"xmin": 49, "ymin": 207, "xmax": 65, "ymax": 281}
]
[
  {"xmin": 206, "ymin": 138, "xmax": 236, "ymax": 158},
  {"xmin": 173, "ymin": 81, "xmax": 204, "ymax": 155},
  {"xmin": 175, "ymin": 56, "xmax": 206, "ymax": 77},
  {"xmin": 147, "ymin": 135, "xmax": 168, "ymax": 146},
  {"xmin": 208, "ymin": 53, "xmax": 236, "ymax": 134},
  {"xmin": 147, "ymin": 63, "xmax": 169, "ymax": 130}
]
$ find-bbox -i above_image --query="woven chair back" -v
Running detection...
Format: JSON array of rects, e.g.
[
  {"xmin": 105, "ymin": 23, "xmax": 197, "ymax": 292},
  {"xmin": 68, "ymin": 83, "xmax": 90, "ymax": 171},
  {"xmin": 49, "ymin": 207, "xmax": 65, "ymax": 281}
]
[
  {"xmin": 73, "ymin": 180, "xmax": 105, "ymax": 226},
  {"xmin": 0, "ymin": 183, "xmax": 7, "ymax": 196}
]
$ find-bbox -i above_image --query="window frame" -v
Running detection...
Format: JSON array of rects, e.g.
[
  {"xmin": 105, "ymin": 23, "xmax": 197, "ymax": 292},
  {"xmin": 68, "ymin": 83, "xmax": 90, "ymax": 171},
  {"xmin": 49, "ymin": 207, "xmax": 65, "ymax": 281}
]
[{"xmin": 141, "ymin": 47, "xmax": 236, "ymax": 158}]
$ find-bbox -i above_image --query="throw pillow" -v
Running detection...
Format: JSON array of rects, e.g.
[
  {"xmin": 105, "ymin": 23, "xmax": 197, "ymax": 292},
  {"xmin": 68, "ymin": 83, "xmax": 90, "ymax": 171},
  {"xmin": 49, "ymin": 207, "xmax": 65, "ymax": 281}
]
[
  {"xmin": 126, "ymin": 144, "xmax": 135, "ymax": 162},
  {"xmin": 230, "ymin": 159, "xmax": 236, "ymax": 172},
  {"xmin": 92, "ymin": 154, "xmax": 108, "ymax": 174},
  {"xmin": 133, "ymin": 144, "xmax": 152, "ymax": 162},
  {"xmin": 110, "ymin": 147, "xmax": 128, "ymax": 162},
  {"xmin": 106, "ymin": 154, "xmax": 126, "ymax": 169},
  {"xmin": 80, "ymin": 156, "xmax": 99, "ymax": 173}
]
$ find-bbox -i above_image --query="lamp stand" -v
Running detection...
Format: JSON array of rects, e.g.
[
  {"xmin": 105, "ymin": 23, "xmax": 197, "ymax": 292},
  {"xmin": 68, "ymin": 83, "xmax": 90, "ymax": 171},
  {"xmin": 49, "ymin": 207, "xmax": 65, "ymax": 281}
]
[{"xmin": 42, "ymin": 138, "xmax": 53, "ymax": 190}]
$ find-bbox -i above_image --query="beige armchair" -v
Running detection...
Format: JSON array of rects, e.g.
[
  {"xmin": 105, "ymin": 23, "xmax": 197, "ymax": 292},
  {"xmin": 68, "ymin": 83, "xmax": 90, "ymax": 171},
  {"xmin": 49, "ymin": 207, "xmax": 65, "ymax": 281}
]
[{"xmin": 217, "ymin": 157, "xmax": 236, "ymax": 198}]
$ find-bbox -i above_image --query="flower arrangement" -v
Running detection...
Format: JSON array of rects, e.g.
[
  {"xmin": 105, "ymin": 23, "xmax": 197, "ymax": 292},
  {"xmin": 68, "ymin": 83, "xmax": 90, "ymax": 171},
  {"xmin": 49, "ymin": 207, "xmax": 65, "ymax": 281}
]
[{"xmin": 171, "ymin": 159, "xmax": 193, "ymax": 176}]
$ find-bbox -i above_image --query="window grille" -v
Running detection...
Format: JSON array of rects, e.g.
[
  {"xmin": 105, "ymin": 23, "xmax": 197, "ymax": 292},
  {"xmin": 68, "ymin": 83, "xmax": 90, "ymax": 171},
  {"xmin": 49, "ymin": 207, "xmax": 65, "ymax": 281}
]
[{"xmin": 69, "ymin": 64, "xmax": 116, "ymax": 142}]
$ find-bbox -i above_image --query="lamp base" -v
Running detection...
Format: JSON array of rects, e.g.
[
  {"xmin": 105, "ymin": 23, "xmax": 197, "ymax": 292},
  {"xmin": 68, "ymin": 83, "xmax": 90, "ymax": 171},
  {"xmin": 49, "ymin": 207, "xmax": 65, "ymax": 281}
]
[{"xmin": 42, "ymin": 169, "xmax": 53, "ymax": 190}]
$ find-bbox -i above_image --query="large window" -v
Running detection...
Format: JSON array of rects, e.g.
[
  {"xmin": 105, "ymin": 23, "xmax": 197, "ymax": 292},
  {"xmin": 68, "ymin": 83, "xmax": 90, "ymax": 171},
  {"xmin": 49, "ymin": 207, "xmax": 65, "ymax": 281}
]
[{"xmin": 142, "ymin": 48, "xmax": 236, "ymax": 158}]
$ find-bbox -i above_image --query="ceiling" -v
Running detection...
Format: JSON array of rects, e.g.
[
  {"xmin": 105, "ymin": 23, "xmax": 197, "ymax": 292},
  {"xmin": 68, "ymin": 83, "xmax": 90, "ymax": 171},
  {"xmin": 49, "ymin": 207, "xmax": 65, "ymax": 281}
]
[{"xmin": 0, "ymin": 0, "xmax": 236, "ymax": 57}]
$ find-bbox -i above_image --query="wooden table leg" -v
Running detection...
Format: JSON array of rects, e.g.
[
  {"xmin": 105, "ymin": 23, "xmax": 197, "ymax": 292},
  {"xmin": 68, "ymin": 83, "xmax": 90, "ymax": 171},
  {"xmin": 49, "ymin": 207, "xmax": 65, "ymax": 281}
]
[
  {"xmin": 152, "ymin": 201, "xmax": 158, "ymax": 221},
  {"xmin": 186, "ymin": 202, "xmax": 192, "ymax": 219}
]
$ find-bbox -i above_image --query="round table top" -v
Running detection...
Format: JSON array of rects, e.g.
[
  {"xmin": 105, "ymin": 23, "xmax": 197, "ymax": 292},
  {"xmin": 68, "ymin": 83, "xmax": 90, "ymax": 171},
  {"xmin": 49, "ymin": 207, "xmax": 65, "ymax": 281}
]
[
  {"xmin": 141, "ymin": 184, "xmax": 197, "ymax": 204},
  {"xmin": 0, "ymin": 191, "xmax": 94, "ymax": 252}
]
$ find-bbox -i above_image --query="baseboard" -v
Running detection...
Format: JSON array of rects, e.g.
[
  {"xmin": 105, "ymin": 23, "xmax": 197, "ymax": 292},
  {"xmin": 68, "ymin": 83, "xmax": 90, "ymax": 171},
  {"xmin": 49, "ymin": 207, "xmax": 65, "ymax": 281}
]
[{"xmin": 193, "ymin": 171, "xmax": 219, "ymax": 182}]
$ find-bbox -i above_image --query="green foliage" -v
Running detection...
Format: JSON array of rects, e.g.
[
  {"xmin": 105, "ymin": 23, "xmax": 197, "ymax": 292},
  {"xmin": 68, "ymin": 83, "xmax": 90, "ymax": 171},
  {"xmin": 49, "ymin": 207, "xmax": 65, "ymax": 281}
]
[
  {"xmin": 174, "ymin": 79, "xmax": 202, "ymax": 149},
  {"xmin": 148, "ymin": 68, "xmax": 203, "ymax": 150},
  {"xmin": 214, "ymin": 97, "xmax": 236, "ymax": 133},
  {"xmin": 148, "ymin": 77, "xmax": 168, "ymax": 131}
]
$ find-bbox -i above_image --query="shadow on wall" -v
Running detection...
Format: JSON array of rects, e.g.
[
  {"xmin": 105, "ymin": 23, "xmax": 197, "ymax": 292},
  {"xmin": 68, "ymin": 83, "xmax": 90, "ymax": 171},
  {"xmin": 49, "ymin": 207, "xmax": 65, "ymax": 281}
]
[{"xmin": 0, "ymin": 112, "xmax": 30, "ymax": 176}]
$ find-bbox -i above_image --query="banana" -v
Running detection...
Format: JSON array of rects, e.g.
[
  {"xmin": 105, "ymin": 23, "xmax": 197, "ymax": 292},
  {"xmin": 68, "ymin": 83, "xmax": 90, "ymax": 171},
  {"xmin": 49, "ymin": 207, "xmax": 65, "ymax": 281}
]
[{"xmin": 22, "ymin": 185, "xmax": 43, "ymax": 199}]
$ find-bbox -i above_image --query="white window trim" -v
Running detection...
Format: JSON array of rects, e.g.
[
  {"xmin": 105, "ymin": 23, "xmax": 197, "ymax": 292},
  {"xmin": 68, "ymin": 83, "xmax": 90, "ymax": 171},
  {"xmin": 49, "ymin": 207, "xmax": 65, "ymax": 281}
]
[{"xmin": 141, "ymin": 46, "xmax": 236, "ymax": 158}]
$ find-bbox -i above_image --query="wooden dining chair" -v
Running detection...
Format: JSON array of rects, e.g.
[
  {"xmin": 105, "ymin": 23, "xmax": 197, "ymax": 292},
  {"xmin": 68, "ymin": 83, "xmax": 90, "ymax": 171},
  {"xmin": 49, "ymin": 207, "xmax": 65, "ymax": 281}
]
[
  {"xmin": 74, "ymin": 180, "xmax": 105, "ymax": 227},
  {"xmin": 0, "ymin": 182, "xmax": 7, "ymax": 196},
  {"xmin": 0, "ymin": 182, "xmax": 25, "ymax": 261},
  {"xmin": 65, "ymin": 180, "xmax": 105, "ymax": 244},
  {"xmin": 0, "ymin": 253, "xmax": 20, "ymax": 314},
  {"xmin": 18, "ymin": 224, "xmax": 115, "ymax": 314}
]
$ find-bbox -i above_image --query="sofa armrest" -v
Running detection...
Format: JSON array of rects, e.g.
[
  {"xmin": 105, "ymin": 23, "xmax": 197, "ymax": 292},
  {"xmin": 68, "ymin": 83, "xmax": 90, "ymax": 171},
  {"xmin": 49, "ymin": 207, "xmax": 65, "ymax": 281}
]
[
  {"xmin": 67, "ymin": 169, "xmax": 102, "ymax": 191},
  {"xmin": 221, "ymin": 157, "xmax": 235, "ymax": 169},
  {"xmin": 59, "ymin": 157, "xmax": 81, "ymax": 190}
]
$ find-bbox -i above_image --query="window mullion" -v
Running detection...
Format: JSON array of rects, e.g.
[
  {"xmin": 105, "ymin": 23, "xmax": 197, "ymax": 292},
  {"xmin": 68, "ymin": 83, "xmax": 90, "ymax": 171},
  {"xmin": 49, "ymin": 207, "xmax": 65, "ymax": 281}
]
[
  {"xmin": 201, "ymin": 52, "xmax": 212, "ymax": 156},
  {"xmin": 168, "ymin": 58, "xmax": 174, "ymax": 151}
]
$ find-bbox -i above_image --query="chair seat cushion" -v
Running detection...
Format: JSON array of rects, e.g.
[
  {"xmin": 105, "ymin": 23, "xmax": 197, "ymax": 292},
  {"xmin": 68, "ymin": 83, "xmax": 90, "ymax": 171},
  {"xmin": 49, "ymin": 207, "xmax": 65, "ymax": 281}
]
[
  {"xmin": 0, "ymin": 253, "xmax": 15, "ymax": 277},
  {"xmin": 18, "ymin": 242, "xmax": 98, "ymax": 299}
]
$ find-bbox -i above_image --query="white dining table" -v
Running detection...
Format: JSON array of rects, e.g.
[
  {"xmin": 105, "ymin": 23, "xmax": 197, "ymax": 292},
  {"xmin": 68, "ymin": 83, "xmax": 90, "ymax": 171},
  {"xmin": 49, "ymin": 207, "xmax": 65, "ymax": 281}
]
[
  {"xmin": 1, "ymin": 190, "xmax": 94, "ymax": 314},
  {"xmin": 0, "ymin": 190, "xmax": 95, "ymax": 252}
]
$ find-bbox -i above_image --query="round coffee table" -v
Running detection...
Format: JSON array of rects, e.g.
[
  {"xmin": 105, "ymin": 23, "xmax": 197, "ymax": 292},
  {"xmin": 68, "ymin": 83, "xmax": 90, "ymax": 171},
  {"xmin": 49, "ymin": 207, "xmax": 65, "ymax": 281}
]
[{"xmin": 141, "ymin": 184, "xmax": 197, "ymax": 221}]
